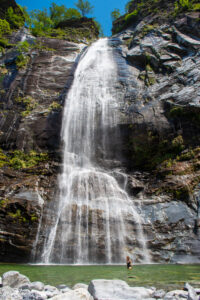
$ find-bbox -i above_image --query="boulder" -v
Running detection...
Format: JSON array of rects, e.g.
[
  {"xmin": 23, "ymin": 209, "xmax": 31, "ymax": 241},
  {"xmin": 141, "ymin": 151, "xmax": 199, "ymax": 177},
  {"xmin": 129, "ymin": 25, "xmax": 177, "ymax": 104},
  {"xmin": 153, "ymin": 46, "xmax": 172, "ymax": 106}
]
[
  {"xmin": 44, "ymin": 285, "xmax": 60, "ymax": 298},
  {"xmin": 0, "ymin": 286, "xmax": 22, "ymax": 300},
  {"xmin": 20, "ymin": 289, "xmax": 47, "ymax": 300},
  {"xmin": 73, "ymin": 283, "xmax": 89, "ymax": 290},
  {"xmin": 88, "ymin": 279, "xmax": 154, "ymax": 300},
  {"xmin": 2, "ymin": 271, "xmax": 30, "ymax": 288},
  {"xmin": 30, "ymin": 281, "xmax": 44, "ymax": 291},
  {"xmin": 51, "ymin": 288, "xmax": 93, "ymax": 300},
  {"xmin": 164, "ymin": 289, "xmax": 188, "ymax": 299},
  {"xmin": 153, "ymin": 289, "xmax": 166, "ymax": 298},
  {"xmin": 184, "ymin": 283, "xmax": 198, "ymax": 300}
]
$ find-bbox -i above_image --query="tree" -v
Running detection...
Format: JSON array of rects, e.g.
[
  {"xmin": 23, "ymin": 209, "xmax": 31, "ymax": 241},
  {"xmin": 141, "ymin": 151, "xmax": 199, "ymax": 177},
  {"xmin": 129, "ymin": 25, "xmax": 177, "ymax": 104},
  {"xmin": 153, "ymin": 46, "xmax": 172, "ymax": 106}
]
[
  {"xmin": 111, "ymin": 9, "xmax": 121, "ymax": 21},
  {"xmin": 50, "ymin": 3, "xmax": 81, "ymax": 25},
  {"xmin": 75, "ymin": 0, "xmax": 93, "ymax": 17},
  {"xmin": 50, "ymin": 2, "xmax": 67, "ymax": 25},
  {"xmin": 64, "ymin": 8, "xmax": 81, "ymax": 19}
]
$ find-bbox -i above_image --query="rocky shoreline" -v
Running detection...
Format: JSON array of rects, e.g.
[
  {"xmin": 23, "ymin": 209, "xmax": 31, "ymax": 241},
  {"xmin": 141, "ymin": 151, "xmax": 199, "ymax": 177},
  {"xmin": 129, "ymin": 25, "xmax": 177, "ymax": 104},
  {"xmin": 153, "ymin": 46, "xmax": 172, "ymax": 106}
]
[{"xmin": 0, "ymin": 270, "xmax": 199, "ymax": 300}]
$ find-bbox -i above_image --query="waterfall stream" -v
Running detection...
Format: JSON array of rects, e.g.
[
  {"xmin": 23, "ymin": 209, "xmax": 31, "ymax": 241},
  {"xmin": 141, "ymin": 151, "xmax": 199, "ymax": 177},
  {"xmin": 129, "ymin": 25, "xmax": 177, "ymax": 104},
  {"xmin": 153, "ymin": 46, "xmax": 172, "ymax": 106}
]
[{"xmin": 39, "ymin": 38, "xmax": 150, "ymax": 264}]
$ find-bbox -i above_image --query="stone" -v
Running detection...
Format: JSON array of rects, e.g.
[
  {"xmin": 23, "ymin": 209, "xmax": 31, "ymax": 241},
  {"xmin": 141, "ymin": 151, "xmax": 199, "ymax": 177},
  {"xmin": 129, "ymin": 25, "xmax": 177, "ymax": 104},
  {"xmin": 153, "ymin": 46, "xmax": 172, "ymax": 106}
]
[
  {"xmin": 72, "ymin": 283, "xmax": 89, "ymax": 290},
  {"xmin": 2, "ymin": 271, "xmax": 30, "ymax": 288},
  {"xmin": 184, "ymin": 283, "xmax": 198, "ymax": 300},
  {"xmin": 30, "ymin": 281, "xmax": 44, "ymax": 291},
  {"xmin": 44, "ymin": 285, "xmax": 60, "ymax": 298},
  {"xmin": 153, "ymin": 289, "xmax": 166, "ymax": 299},
  {"xmin": 57, "ymin": 284, "xmax": 69, "ymax": 290},
  {"xmin": 51, "ymin": 288, "xmax": 93, "ymax": 300},
  {"xmin": 0, "ymin": 286, "xmax": 22, "ymax": 300},
  {"xmin": 88, "ymin": 279, "xmax": 154, "ymax": 300},
  {"xmin": 164, "ymin": 289, "xmax": 188, "ymax": 299},
  {"xmin": 20, "ymin": 289, "xmax": 47, "ymax": 300}
]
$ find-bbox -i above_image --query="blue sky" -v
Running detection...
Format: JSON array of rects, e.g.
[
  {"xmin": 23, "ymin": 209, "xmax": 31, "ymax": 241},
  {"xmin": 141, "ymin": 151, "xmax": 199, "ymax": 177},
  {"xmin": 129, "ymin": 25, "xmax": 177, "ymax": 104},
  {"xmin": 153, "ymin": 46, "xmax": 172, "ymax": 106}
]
[{"xmin": 16, "ymin": 0, "xmax": 128, "ymax": 36}]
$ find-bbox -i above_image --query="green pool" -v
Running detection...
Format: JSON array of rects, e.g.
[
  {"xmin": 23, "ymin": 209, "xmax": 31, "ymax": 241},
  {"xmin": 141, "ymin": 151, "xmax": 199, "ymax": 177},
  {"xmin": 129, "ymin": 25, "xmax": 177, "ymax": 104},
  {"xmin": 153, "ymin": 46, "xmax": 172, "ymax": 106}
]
[{"xmin": 0, "ymin": 264, "xmax": 200, "ymax": 290}]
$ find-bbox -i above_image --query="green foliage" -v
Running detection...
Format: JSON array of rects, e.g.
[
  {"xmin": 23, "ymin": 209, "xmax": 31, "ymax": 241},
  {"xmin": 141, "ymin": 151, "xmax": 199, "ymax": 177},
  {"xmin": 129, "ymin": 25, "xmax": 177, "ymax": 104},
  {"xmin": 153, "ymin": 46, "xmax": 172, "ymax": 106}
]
[
  {"xmin": 168, "ymin": 106, "xmax": 200, "ymax": 126},
  {"xmin": 129, "ymin": 131, "xmax": 186, "ymax": 170},
  {"xmin": 15, "ymin": 41, "xmax": 31, "ymax": 70},
  {"xmin": 192, "ymin": 3, "xmax": 200, "ymax": 10},
  {"xmin": 64, "ymin": 8, "xmax": 82, "ymax": 19},
  {"xmin": 30, "ymin": 8, "xmax": 53, "ymax": 36},
  {"xmin": 50, "ymin": 3, "xmax": 81, "ymax": 25},
  {"xmin": 171, "ymin": 135, "xmax": 184, "ymax": 153},
  {"xmin": 0, "ymin": 148, "xmax": 8, "ymax": 168},
  {"xmin": 6, "ymin": 7, "xmax": 24, "ymax": 28},
  {"xmin": 48, "ymin": 101, "xmax": 62, "ymax": 112},
  {"xmin": 75, "ymin": 0, "xmax": 94, "ymax": 17},
  {"xmin": 124, "ymin": 10, "xmax": 138, "ymax": 23},
  {"xmin": 0, "ymin": 19, "xmax": 11, "ymax": 53},
  {"xmin": 8, "ymin": 150, "xmax": 48, "ymax": 170},
  {"xmin": 15, "ymin": 53, "xmax": 30, "ymax": 69},
  {"xmin": 24, "ymin": 3, "xmax": 95, "ymax": 40},
  {"xmin": 15, "ymin": 95, "xmax": 37, "ymax": 115},
  {"xmin": 93, "ymin": 19, "xmax": 104, "ymax": 37},
  {"xmin": 111, "ymin": 9, "xmax": 121, "ymax": 22},
  {"xmin": 17, "ymin": 40, "xmax": 30, "ymax": 53},
  {"xmin": 0, "ymin": 19, "xmax": 11, "ymax": 37}
]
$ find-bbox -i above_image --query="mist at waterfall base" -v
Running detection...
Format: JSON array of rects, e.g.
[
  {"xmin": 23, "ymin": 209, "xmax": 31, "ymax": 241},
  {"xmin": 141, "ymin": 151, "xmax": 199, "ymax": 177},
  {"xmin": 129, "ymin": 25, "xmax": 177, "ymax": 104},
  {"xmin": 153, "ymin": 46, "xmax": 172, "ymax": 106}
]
[{"xmin": 32, "ymin": 38, "xmax": 150, "ymax": 265}]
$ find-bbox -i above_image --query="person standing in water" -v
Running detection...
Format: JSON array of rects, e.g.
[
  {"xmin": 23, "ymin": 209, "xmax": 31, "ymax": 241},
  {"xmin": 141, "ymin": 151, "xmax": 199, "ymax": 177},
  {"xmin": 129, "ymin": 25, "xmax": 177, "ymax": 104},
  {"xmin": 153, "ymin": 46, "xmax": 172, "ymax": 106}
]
[{"xmin": 126, "ymin": 256, "xmax": 132, "ymax": 269}]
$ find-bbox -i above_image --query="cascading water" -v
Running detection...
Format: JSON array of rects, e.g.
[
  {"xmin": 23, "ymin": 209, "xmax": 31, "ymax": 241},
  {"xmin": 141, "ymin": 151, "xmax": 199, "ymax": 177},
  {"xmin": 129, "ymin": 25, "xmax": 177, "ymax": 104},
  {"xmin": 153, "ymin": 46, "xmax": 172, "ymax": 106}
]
[{"xmin": 39, "ymin": 38, "xmax": 150, "ymax": 264}]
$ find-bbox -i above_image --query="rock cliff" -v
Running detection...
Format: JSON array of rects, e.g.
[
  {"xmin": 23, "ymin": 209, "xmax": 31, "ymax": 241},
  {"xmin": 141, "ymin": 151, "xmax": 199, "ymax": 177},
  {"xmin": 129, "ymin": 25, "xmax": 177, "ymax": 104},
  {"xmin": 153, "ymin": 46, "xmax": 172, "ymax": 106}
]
[
  {"xmin": 110, "ymin": 3, "xmax": 200, "ymax": 262},
  {"xmin": 0, "ymin": 0, "xmax": 200, "ymax": 263}
]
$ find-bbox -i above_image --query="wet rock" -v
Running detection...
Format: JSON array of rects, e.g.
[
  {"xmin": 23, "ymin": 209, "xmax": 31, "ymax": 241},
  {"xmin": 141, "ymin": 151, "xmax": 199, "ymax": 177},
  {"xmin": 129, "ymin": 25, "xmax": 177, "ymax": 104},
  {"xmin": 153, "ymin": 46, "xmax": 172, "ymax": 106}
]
[
  {"xmin": 88, "ymin": 279, "xmax": 154, "ymax": 300},
  {"xmin": 2, "ymin": 271, "xmax": 30, "ymax": 288}
]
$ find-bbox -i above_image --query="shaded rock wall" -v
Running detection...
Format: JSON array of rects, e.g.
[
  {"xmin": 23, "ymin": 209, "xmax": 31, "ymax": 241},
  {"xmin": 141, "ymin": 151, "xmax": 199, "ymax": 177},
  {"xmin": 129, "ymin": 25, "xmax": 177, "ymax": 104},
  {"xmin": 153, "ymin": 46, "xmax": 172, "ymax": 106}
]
[{"xmin": 0, "ymin": 29, "xmax": 86, "ymax": 261}]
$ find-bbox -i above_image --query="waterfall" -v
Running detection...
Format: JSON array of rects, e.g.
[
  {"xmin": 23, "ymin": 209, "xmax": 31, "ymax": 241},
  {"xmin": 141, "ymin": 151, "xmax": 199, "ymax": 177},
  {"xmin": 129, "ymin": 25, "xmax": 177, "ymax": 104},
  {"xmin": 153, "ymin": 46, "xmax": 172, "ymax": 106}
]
[{"xmin": 40, "ymin": 38, "xmax": 150, "ymax": 264}]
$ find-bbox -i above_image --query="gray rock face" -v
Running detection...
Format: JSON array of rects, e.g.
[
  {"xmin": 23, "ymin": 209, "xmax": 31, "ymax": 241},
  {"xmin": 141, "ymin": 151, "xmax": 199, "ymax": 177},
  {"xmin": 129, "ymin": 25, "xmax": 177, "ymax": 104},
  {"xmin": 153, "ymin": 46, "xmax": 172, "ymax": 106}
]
[
  {"xmin": 2, "ymin": 271, "xmax": 30, "ymax": 288},
  {"xmin": 88, "ymin": 279, "xmax": 154, "ymax": 300}
]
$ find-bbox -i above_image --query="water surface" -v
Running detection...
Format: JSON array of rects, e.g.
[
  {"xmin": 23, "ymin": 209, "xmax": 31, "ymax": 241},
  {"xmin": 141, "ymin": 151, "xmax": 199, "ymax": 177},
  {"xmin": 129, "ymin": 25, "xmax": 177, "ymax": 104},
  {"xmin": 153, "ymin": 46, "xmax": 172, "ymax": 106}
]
[{"xmin": 0, "ymin": 264, "xmax": 199, "ymax": 290}]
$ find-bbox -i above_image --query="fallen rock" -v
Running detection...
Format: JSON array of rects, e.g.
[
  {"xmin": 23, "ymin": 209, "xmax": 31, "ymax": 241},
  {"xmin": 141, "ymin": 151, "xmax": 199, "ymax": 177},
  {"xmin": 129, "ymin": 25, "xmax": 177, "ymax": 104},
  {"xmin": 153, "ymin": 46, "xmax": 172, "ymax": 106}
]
[
  {"xmin": 2, "ymin": 271, "xmax": 30, "ymax": 288},
  {"xmin": 88, "ymin": 279, "xmax": 154, "ymax": 300}
]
